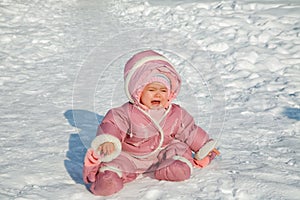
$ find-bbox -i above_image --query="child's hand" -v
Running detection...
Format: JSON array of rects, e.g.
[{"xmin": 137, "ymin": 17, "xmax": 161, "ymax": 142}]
[
  {"xmin": 84, "ymin": 148, "xmax": 100, "ymax": 165},
  {"xmin": 98, "ymin": 142, "xmax": 115, "ymax": 156},
  {"xmin": 83, "ymin": 148, "xmax": 101, "ymax": 183}
]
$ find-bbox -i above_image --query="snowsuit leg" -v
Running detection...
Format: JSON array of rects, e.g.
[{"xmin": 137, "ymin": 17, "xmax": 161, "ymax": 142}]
[
  {"xmin": 90, "ymin": 170, "xmax": 123, "ymax": 196},
  {"xmin": 154, "ymin": 141, "xmax": 194, "ymax": 181},
  {"xmin": 90, "ymin": 152, "xmax": 138, "ymax": 196}
]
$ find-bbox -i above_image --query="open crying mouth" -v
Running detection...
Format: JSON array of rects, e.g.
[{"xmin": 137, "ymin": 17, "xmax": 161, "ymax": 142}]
[{"xmin": 151, "ymin": 100, "xmax": 161, "ymax": 105}]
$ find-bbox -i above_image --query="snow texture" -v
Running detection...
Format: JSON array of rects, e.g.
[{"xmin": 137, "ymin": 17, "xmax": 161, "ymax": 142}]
[{"xmin": 1, "ymin": 0, "xmax": 299, "ymax": 199}]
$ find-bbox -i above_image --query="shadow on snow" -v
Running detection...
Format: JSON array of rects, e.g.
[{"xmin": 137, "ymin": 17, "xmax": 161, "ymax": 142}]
[
  {"xmin": 63, "ymin": 109, "xmax": 104, "ymax": 186},
  {"xmin": 282, "ymin": 107, "xmax": 300, "ymax": 121}
]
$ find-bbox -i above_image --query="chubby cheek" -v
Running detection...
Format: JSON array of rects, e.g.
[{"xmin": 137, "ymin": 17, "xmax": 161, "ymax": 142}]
[
  {"xmin": 140, "ymin": 92, "xmax": 151, "ymax": 105},
  {"xmin": 160, "ymin": 93, "xmax": 168, "ymax": 101},
  {"xmin": 161, "ymin": 97, "xmax": 169, "ymax": 106}
]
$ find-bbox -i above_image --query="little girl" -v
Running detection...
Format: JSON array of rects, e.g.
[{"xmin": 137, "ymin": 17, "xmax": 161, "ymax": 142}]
[{"xmin": 83, "ymin": 50, "xmax": 219, "ymax": 196}]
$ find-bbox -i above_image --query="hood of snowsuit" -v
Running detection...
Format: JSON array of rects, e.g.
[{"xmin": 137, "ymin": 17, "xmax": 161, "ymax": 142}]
[{"xmin": 124, "ymin": 50, "xmax": 181, "ymax": 108}]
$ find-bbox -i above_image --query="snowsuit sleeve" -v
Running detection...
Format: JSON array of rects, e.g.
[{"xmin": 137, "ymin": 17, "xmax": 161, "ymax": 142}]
[
  {"xmin": 175, "ymin": 107, "xmax": 209, "ymax": 153},
  {"xmin": 91, "ymin": 108, "xmax": 128, "ymax": 162}
]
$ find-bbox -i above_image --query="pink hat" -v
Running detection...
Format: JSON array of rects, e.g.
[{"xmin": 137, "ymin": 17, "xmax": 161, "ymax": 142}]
[
  {"xmin": 146, "ymin": 73, "xmax": 171, "ymax": 92},
  {"xmin": 124, "ymin": 50, "xmax": 181, "ymax": 108}
]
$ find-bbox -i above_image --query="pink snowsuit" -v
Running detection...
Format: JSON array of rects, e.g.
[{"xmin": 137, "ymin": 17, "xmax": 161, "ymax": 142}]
[{"xmin": 83, "ymin": 50, "xmax": 211, "ymax": 196}]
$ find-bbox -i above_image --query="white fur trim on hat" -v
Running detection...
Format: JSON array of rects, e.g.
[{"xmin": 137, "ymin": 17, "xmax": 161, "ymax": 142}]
[{"xmin": 91, "ymin": 134, "xmax": 122, "ymax": 162}]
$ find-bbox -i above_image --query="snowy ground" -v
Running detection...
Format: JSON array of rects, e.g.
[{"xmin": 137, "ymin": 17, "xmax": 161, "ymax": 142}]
[{"xmin": 1, "ymin": 0, "xmax": 299, "ymax": 199}]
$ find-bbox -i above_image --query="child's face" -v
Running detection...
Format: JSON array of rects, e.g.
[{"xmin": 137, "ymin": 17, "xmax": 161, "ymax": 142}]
[{"xmin": 140, "ymin": 82, "xmax": 169, "ymax": 109}]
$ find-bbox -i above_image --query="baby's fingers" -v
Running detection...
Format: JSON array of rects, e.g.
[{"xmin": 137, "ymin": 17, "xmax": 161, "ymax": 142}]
[
  {"xmin": 105, "ymin": 145, "xmax": 114, "ymax": 155},
  {"xmin": 100, "ymin": 146, "xmax": 111, "ymax": 155},
  {"xmin": 97, "ymin": 142, "xmax": 115, "ymax": 156},
  {"xmin": 97, "ymin": 145, "xmax": 104, "ymax": 156}
]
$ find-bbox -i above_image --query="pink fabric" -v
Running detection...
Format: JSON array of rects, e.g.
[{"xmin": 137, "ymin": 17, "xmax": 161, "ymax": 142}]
[
  {"xmin": 124, "ymin": 50, "xmax": 163, "ymax": 77},
  {"xmin": 155, "ymin": 160, "xmax": 191, "ymax": 181},
  {"xmin": 148, "ymin": 107, "xmax": 165, "ymax": 122},
  {"xmin": 147, "ymin": 73, "xmax": 171, "ymax": 95},
  {"xmin": 193, "ymin": 148, "xmax": 219, "ymax": 168},
  {"xmin": 83, "ymin": 149, "xmax": 101, "ymax": 184},
  {"xmin": 156, "ymin": 141, "xmax": 194, "ymax": 166},
  {"xmin": 90, "ymin": 171, "xmax": 124, "ymax": 196},
  {"xmin": 97, "ymin": 103, "xmax": 209, "ymax": 158}
]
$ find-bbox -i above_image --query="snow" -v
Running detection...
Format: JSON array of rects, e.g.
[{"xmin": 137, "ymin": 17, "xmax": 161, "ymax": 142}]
[{"xmin": 1, "ymin": 0, "xmax": 299, "ymax": 199}]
